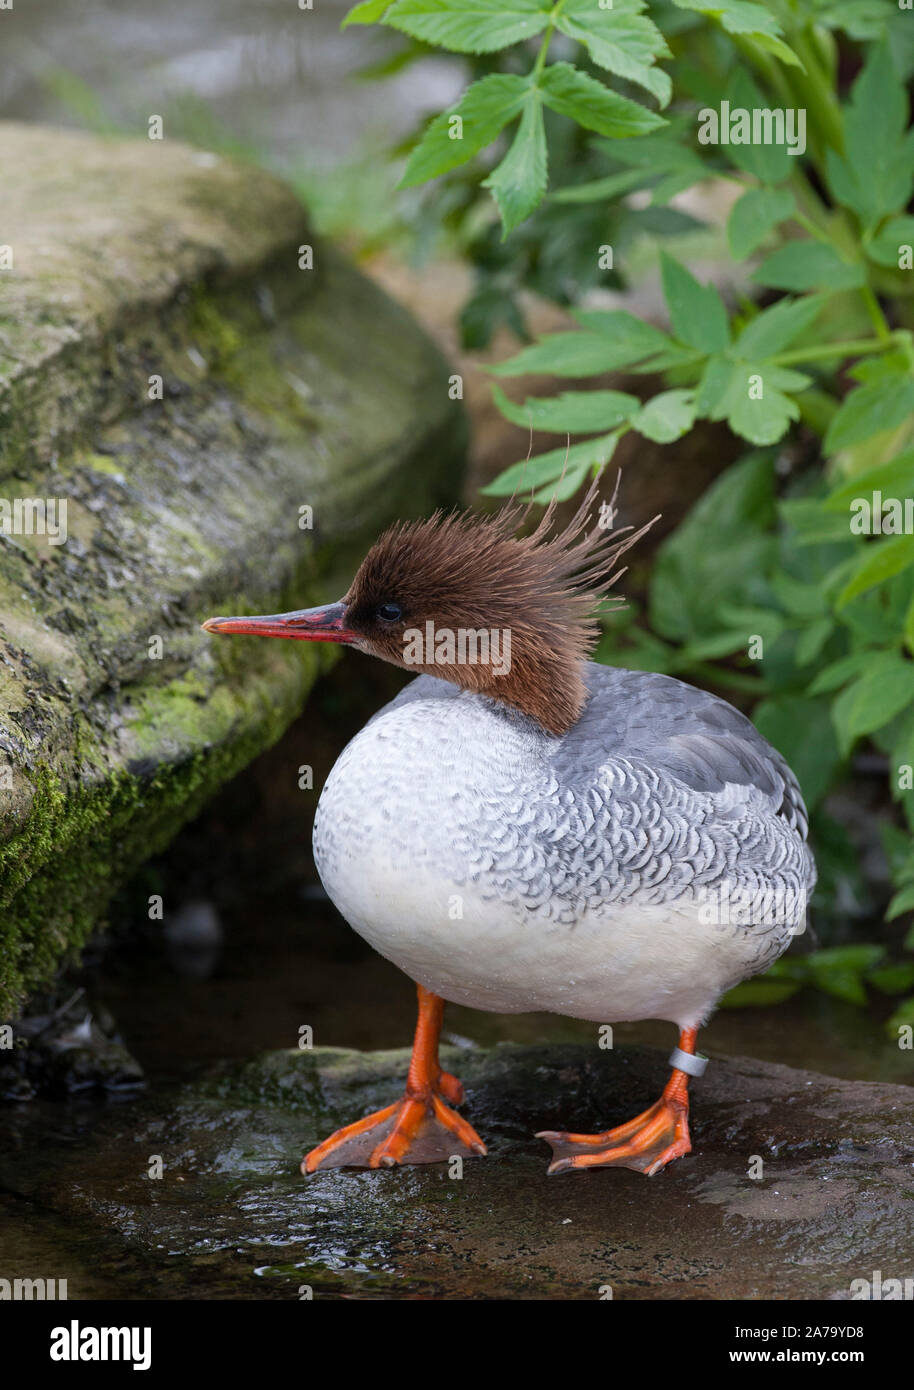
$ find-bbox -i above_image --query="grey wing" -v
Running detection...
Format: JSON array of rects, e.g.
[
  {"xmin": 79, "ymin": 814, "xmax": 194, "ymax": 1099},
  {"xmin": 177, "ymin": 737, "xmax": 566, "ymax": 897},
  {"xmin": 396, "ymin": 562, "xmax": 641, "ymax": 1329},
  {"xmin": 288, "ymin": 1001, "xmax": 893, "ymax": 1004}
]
[
  {"xmin": 553, "ymin": 664, "xmax": 816, "ymax": 895},
  {"xmin": 563, "ymin": 665, "xmax": 809, "ymax": 830}
]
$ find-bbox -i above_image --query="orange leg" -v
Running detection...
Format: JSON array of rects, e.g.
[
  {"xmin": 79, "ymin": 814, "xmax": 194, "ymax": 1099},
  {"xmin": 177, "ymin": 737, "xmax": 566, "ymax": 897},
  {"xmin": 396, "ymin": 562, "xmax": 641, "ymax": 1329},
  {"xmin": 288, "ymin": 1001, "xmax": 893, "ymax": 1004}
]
[
  {"xmin": 302, "ymin": 984, "xmax": 487, "ymax": 1173},
  {"xmin": 537, "ymin": 1027, "xmax": 699, "ymax": 1177}
]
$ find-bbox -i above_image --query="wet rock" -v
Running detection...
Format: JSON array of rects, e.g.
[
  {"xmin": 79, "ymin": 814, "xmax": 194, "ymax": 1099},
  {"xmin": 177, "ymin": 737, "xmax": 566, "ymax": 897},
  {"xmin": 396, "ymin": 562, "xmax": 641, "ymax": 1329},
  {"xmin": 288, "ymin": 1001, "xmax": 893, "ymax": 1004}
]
[
  {"xmin": 0, "ymin": 988, "xmax": 144, "ymax": 1100},
  {"xmin": 1, "ymin": 1043, "xmax": 911, "ymax": 1299},
  {"xmin": 0, "ymin": 123, "xmax": 466, "ymax": 1015}
]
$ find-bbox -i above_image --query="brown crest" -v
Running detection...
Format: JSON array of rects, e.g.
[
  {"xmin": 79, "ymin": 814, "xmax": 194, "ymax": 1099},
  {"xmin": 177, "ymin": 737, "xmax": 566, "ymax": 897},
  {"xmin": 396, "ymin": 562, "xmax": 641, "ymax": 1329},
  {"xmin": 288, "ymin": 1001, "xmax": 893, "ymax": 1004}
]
[{"xmin": 343, "ymin": 480, "xmax": 657, "ymax": 736}]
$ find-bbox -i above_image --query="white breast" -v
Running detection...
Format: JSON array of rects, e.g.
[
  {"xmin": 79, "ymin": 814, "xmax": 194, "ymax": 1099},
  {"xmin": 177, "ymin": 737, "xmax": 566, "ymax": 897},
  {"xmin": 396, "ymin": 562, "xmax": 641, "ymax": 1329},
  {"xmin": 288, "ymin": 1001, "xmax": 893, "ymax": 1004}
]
[{"xmin": 312, "ymin": 684, "xmax": 803, "ymax": 1029}]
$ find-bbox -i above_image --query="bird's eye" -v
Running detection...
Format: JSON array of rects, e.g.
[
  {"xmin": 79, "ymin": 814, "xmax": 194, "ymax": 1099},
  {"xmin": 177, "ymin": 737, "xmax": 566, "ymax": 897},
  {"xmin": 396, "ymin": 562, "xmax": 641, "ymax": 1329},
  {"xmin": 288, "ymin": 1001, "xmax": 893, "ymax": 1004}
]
[{"xmin": 376, "ymin": 602, "xmax": 403, "ymax": 623}]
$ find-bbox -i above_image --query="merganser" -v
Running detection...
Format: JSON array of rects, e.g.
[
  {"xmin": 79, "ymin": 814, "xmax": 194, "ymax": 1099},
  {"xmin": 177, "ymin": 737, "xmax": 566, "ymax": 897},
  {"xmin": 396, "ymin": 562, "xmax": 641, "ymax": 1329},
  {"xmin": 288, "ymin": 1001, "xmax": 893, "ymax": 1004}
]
[{"xmin": 202, "ymin": 484, "xmax": 815, "ymax": 1177}]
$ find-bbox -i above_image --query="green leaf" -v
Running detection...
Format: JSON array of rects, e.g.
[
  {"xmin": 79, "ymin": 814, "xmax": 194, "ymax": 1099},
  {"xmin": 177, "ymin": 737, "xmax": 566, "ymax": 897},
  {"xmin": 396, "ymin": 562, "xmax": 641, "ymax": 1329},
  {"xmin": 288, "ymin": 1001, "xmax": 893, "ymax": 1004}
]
[
  {"xmin": 812, "ymin": 945, "xmax": 885, "ymax": 971},
  {"xmin": 815, "ymin": 1, "xmax": 895, "ymax": 42},
  {"xmin": 770, "ymin": 571, "xmax": 829, "ymax": 620},
  {"xmin": 481, "ymin": 431, "xmax": 622, "ymax": 497},
  {"xmin": 747, "ymin": 31, "xmax": 804, "ymax": 69},
  {"xmin": 867, "ymin": 215, "xmax": 914, "ymax": 269},
  {"xmin": 710, "ymin": 364, "xmax": 801, "ymax": 445},
  {"xmin": 807, "ymin": 650, "xmax": 875, "ymax": 695},
  {"xmin": 727, "ymin": 187, "xmax": 796, "ymax": 260},
  {"xmin": 673, "ymin": 0, "xmax": 790, "ymax": 43},
  {"xmin": 489, "ymin": 331, "xmax": 617, "ymax": 378},
  {"xmin": 779, "ymin": 497, "xmax": 852, "ymax": 545},
  {"xmin": 386, "ymin": 0, "xmax": 551, "ymax": 52},
  {"xmin": 491, "ymin": 318, "xmax": 655, "ymax": 375},
  {"xmin": 573, "ymin": 308, "xmax": 678, "ymax": 362},
  {"xmin": 632, "ymin": 389, "xmax": 696, "ymax": 443},
  {"xmin": 483, "ymin": 93, "xmax": 547, "ymax": 233},
  {"xmin": 694, "ymin": 355, "xmax": 733, "ymax": 416},
  {"xmin": 728, "ymin": 389, "xmax": 800, "ymax": 445},
  {"xmin": 491, "ymin": 385, "xmax": 639, "ymax": 434},
  {"xmin": 648, "ymin": 452, "xmax": 776, "ymax": 641},
  {"xmin": 794, "ymin": 616, "xmax": 834, "ymax": 667},
  {"xmin": 539, "ymin": 62, "xmax": 665, "ymax": 139},
  {"xmin": 677, "ymin": 629, "xmax": 747, "ymax": 661},
  {"xmin": 825, "ymin": 38, "xmax": 914, "ymax": 229},
  {"xmin": 550, "ymin": 167, "xmax": 648, "ymax": 204},
  {"xmin": 710, "ymin": 68, "xmax": 793, "ymax": 184},
  {"xmin": 735, "ymin": 293, "xmax": 825, "ymax": 360},
  {"xmin": 837, "ymin": 535, "xmax": 914, "ymax": 607},
  {"xmin": 753, "ymin": 694, "xmax": 841, "ymax": 806},
  {"xmin": 720, "ymin": 977, "xmax": 803, "ymax": 1008},
  {"xmin": 885, "ymin": 994, "xmax": 914, "ymax": 1039},
  {"xmin": 824, "ymin": 374, "xmax": 914, "ymax": 454},
  {"xmin": 531, "ymin": 457, "xmax": 594, "ymax": 503},
  {"xmin": 752, "ymin": 241, "xmax": 865, "ymax": 292},
  {"xmin": 882, "ymin": 821, "xmax": 914, "ymax": 881},
  {"xmin": 808, "ymin": 945, "xmax": 885, "ymax": 1005},
  {"xmin": 824, "ymin": 446, "xmax": 914, "ymax": 510},
  {"xmin": 660, "ymin": 253, "xmax": 729, "ymax": 353},
  {"xmin": 832, "ymin": 656, "xmax": 914, "ymax": 754},
  {"xmin": 342, "ymin": 0, "xmax": 393, "ymax": 25},
  {"xmin": 887, "ymin": 882, "xmax": 914, "ymax": 921},
  {"xmin": 460, "ymin": 285, "xmax": 526, "ymax": 351},
  {"xmin": 848, "ymin": 350, "xmax": 912, "ymax": 386},
  {"xmin": 762, "ymin": 365, "xmax": 812, "ymax": 392},
  {"xmin": 556, "ymin": 1, "xmax": 672, "ymax": 107},
  {"xmin": 400, "ymin": 73, "xmax": 530, "ymax": 187},
  {"xmin": 868, "ymin": 962, "xmax": 914, "ymax": 995},
  {"xmin": 594, "ymin": 124, "xmax": 707, "ymax": 195}
]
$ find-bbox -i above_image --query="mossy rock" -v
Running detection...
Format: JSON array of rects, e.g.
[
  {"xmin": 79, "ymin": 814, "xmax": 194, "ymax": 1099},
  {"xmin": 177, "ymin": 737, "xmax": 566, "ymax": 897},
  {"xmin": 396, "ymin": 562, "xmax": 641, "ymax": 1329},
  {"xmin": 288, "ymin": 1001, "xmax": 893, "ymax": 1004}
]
[{"xmin": 0, "ymin": 123, "xmax": 467, "ymax": 1015}]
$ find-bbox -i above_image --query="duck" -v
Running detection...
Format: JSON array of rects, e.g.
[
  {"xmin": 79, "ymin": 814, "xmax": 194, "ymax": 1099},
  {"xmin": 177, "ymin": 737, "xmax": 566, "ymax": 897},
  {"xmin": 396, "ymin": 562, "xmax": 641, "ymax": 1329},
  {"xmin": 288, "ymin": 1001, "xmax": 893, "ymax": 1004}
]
[{"xmin": 202, "ymin": 482, "xmax": 815, "ymax": 1177}]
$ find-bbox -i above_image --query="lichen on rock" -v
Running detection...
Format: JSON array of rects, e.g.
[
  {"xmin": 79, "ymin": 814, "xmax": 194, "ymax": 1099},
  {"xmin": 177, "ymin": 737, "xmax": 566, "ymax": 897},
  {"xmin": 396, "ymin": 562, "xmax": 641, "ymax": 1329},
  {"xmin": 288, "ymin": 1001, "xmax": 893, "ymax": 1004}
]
[{"xmin": 0, "ymin": 123, "xmax": 467, "ymax": 1015}]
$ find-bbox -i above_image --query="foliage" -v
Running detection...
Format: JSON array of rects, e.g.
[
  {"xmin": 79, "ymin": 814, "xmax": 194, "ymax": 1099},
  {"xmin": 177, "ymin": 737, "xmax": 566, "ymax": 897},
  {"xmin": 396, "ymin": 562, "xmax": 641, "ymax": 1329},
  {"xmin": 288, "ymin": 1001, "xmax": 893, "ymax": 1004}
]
[{"xmin": 345, "ymin": 0, "xmax": 914, "ymax": 1031}]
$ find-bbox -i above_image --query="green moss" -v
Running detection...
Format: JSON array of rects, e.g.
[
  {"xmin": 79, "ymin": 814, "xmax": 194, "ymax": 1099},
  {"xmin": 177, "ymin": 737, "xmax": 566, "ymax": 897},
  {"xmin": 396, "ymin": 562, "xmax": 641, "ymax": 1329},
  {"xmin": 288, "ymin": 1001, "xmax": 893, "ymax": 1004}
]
[
  {"xmin": 187, "ymin": 292, "xmax": 243, "ymax": 370},
  {"xmin": 0, "ymin": 643, "xmax": 338, "ymax": 1017},
  {"xmin": 80, "ymin": 452, "xmax": 128, "ymax": 477}
]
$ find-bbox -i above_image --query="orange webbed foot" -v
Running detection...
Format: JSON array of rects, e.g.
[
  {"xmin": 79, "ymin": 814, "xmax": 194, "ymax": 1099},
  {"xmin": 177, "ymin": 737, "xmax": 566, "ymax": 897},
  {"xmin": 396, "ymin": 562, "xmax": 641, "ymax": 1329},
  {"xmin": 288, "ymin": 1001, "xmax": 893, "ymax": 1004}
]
[
  {"xmin": 303, "ymin": 985, "xmax": 486, "ymax": 1173},
  {"xmin": 538, "ymin": 1028, "xmax": 702, "ymax": 1177},
  {"xmin": 537, "ymin": 1092, "xmax": 691, "ymax": 1177},
  {"xmin": 302, "ymin": 1073, "xmax": 486, "ymax": 1173}
]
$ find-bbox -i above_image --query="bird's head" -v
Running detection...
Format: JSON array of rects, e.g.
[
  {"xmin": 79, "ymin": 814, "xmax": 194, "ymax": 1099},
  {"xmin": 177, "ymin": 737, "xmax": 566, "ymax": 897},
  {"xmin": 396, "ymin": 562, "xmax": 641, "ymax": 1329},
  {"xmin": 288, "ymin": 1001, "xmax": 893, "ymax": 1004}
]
[{"xmin": 202, "ymin": 481, "xmax": 654, "ymax": 736}]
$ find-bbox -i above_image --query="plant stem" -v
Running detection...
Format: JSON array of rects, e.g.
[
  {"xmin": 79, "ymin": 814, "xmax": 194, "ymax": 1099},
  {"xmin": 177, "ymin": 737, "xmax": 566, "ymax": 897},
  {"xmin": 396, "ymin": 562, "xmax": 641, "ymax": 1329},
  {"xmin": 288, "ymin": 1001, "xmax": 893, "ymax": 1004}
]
[
  {"xmin": 532, "ymin": 1, "xmax": 565, "ymax": 81},
  {"xmin": 771, "ymin": 335, "xmax": 901, "ymax": 367},
  {"xmin": 786, "ymin": 28, "xmax": 845, "ymax": 158},
  {"xmin": 791, "ymin": 207, "xmax": 834, "ymax": 247},
  {"xmin": 860, "ymin": 284, "xmax": 892, "ymax": 342}
]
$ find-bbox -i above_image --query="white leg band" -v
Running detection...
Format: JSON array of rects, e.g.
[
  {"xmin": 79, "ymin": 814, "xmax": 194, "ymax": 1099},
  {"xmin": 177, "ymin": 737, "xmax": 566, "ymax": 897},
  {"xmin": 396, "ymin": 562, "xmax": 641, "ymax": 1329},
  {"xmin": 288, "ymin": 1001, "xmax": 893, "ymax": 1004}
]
[{"xmin": 669, "ymin": 1047, "xmax": 708, "ymax": 1078}]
